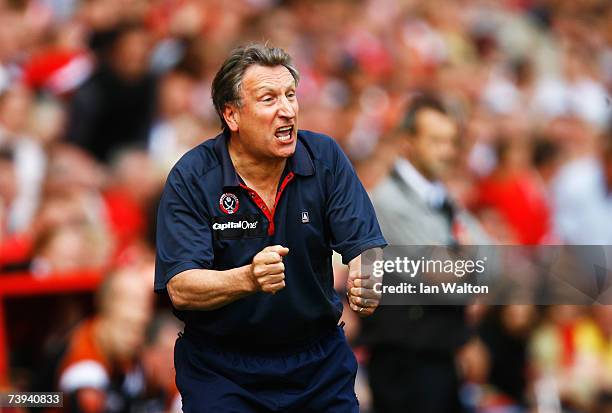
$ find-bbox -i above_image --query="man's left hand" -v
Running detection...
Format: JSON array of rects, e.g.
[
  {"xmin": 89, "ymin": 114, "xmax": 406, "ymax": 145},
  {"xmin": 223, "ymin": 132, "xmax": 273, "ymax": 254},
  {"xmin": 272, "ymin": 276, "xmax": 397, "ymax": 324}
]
[
  {"xmin": 346, "ymin": 252, "xmax": 382, "ymax": 317},
  {"xmin": 347, "ymin": 276, "xmax": 380, "ymax": 317}
]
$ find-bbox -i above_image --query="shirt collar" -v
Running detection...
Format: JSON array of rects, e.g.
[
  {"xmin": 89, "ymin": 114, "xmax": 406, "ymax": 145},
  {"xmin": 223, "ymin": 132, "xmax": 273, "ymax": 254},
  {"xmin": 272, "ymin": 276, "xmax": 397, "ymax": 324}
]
[
  {"xmin": 213, "ymin": 129, "xmax": 315, "ymax": 190},
  {"xmin": 394, "ymin": 158, "xmax": 446, "ymax": 209}
]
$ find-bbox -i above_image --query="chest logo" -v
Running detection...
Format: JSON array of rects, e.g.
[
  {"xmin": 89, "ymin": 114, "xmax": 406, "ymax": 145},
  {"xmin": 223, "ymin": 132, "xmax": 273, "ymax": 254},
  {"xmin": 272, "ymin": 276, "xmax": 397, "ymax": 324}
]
[
  {"xmin": 213, "ymin": 220, "xmax": 258, "ymax": 231},
  {"xmin": 301, "ymin": 211, "xmax": 309, "ymax": 223},
  {"xmin": 211, "ymin": 214, "xmax": 266, "ymax": 240},
  {"xmin": 219, "ymin": 193, "xmax": 239, "ymax": 214}
]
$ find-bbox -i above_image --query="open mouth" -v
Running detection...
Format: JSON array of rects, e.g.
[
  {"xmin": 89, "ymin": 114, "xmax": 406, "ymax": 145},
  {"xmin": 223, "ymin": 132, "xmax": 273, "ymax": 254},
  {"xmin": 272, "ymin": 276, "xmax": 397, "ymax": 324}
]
[{"xmin": 275, "ymin": 125, "xmax": 294, "ymax": 142}]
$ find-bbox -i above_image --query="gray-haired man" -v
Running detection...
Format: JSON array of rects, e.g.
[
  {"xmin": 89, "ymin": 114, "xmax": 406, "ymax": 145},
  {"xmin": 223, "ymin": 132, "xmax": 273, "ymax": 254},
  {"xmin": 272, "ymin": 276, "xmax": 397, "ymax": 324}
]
[{"xmin": 154, "ymin": 44, "xmax": 386, "ymax": 412}]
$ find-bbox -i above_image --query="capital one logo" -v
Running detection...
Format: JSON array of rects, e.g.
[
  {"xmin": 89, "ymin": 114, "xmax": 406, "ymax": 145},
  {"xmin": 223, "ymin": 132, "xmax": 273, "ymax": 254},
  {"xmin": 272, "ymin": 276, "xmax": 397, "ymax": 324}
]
[{"xmin": 213, "ymin": 221, "xmax": 258, "ymax": 231}]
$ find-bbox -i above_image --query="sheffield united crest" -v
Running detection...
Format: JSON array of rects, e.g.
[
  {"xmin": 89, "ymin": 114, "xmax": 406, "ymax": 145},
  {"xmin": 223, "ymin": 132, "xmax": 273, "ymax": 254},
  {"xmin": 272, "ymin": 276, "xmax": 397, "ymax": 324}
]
[{"xmin": 219, "ymin": 193, "xmax": 239, "ymax": 214}]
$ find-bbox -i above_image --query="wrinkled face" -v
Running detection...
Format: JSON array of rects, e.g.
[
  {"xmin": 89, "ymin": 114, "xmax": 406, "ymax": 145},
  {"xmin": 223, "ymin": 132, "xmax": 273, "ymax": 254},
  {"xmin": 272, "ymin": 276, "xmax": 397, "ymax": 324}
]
[
  {"xmin": 225, "ymin": 65, "xmax": 298, "ymax": 159},
  {"xmin": 408, "ymin": 108, "xmax": 457, "ymax": 181}
]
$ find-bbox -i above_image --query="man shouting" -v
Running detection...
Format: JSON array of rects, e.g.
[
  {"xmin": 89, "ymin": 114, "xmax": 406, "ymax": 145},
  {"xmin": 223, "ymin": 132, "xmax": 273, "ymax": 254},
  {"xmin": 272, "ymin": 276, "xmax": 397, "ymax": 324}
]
[{"xmin": 154, "ymin": 44, "xmax": 386, "ymax": 413}]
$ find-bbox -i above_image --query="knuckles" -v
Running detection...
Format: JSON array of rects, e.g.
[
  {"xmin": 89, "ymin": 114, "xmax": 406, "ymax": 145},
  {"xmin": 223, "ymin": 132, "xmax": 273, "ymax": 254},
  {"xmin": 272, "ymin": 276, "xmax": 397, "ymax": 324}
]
[{"xmin": 251, "ymin": 247, "xmax": 288, "ymax": 294}]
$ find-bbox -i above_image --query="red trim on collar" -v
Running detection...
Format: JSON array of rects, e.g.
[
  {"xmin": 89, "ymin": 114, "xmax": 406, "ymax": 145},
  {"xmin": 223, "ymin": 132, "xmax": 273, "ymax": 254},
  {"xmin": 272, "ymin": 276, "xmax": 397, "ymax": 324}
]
[{"xmin": 239, "ymin": 172, "xmax": 295, "ymax": 236}]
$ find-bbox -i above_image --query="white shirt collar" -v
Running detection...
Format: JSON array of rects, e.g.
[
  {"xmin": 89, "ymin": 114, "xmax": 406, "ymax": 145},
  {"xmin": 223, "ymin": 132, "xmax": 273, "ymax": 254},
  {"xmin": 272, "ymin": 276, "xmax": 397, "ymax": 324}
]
[{"xmin": 395, "ymin": 158, "xmax": 447, "ymax": 209}]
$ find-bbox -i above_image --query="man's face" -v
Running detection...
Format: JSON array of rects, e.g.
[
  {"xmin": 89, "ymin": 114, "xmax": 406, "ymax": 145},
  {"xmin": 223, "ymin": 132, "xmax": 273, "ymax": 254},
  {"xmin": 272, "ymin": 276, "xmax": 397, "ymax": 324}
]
[
  {"xmin": 142, "ymin": 324, "xmax": 179, "ymax": 390},
  {"xmin": 112, "ymin": 29, "xmax": 151, "ymax": 81},
  {"xmin": 105, "ymin": 298, "xmax": 150, "ymax": 362},
  {"xmin": 102, "ymin": 274, "xmax": 152, "ymax": 362},
  {"xmin": 408, "ymin": 108, "xmax": 457, "ymax": 181},
  {"xmin": 226, "ymin": 64, "xmax": 298, "ymax": 159}
]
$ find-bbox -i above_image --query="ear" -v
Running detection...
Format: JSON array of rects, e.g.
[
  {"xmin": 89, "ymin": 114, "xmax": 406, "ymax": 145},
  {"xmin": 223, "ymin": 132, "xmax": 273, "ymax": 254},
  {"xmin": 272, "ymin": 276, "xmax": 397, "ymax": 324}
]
[{"xmin": 223, "ymin": 104, "xmax": 240, "ymax": 133}]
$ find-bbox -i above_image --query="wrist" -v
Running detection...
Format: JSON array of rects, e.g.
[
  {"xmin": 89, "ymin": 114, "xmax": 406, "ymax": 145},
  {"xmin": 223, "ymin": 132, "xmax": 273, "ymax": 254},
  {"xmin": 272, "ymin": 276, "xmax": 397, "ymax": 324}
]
[{"xmin": 244, "ymin": 264, "xmax": 261, "ymax": 293}]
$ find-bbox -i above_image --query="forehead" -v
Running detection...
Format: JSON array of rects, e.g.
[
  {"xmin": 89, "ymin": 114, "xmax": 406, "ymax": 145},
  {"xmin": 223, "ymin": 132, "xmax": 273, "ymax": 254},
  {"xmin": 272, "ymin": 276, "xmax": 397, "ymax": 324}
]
[
  {"xmin": 241, "ymin": 65, "xmax": 295, "ymax": 93},
  {"xmin": 417, "ymin": 109, "xmax": 456, "ymax": 137}
]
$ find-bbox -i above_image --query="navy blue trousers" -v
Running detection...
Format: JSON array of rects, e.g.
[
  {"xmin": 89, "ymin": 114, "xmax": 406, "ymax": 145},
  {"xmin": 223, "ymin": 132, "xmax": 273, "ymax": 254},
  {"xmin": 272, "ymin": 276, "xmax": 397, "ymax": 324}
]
[{"xmin": 174, "ymin": 326, "xmax": 359, "ymax": 413}]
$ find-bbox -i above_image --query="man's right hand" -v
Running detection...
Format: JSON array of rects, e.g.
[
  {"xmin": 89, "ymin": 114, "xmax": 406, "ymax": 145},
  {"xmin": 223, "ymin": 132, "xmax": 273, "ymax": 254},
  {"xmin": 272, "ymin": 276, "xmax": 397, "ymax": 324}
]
[{"xmin": 250, "ymin": 245, "xmax": 289, "ymax": 294}]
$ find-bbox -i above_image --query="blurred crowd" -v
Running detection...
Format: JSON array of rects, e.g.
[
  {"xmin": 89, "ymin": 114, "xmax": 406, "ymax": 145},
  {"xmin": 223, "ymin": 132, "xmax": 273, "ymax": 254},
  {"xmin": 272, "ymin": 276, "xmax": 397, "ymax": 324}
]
[{"xmin": 0, "ymin": 0, "xmax": 611, "ymax": 412}]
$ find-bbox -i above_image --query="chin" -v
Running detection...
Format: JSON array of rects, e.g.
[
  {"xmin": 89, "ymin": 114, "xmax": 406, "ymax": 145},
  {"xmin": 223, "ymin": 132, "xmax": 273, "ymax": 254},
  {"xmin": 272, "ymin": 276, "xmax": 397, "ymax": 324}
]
[
  {"xmin": 275, "ymin": 147, "xmax": 296, "ymax": 159},
  {"xmin": 272, "ymin": 141, "xmax": 297, "ymax": 158}
]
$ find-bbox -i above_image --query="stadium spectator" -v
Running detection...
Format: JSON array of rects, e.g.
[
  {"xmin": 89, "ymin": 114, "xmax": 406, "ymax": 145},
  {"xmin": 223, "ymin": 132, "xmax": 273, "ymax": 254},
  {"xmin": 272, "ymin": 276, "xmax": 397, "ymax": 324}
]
[
  {"xmin": 0, "ymin": 84, "xmax": 46, "ymax": 233},
  {"xmin": 475, "ymin": 135, "xmax": 553, "ymax": 244},
  {"xmin": 147, "ymin": 70, "xmax": 205, "ymax": 172},
  {"xmin": 140, "ymin": 312, "xmax": 183, "ymax": 413},
  {"xmin": 530, "ymin": 306, "xmax": 604, "ymax": 412},
  {"xmin": 66, "ymin": 23, "xmax": 157, "ymax": 163},
  {"xmin": 103, "ymin": 148, "xmax": 163, "ymax": 262},
  {"xmin": 56, "ymin": 265, "xmax": 153, "ymax": 413},
  {"xmin": 475, "ymin": 305, "xmax": 537, "ymax": 407},
  {"xmin": 550, "ymin": 122, "xmax": 612, "ymax": 244},
  {"xmin": 362, "ymin": 94, "xmax": 490, "ymax": 413}
]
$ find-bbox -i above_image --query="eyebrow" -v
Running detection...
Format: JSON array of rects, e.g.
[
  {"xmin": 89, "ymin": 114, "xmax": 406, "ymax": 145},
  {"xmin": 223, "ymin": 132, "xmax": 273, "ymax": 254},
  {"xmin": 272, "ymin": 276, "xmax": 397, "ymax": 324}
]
[{"xmin": 253, "ymin": 82, "xmax": 296, "ymax": 94}]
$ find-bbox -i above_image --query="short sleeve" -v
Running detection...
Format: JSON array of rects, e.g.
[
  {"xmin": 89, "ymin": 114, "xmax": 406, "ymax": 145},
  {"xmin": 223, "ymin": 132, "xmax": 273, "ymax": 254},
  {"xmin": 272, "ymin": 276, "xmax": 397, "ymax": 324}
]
[
  {"xmin": 154, "ymin": 168, "xmax": 214, "ymax": 292},
  {"xmin": 325, "ymin": 141, "xmax": 387, "ymax": 264}
]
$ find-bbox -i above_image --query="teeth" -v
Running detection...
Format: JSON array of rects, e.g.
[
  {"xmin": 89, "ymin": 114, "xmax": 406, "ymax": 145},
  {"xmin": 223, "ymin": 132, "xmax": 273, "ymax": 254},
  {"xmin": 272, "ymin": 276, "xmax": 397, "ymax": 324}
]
[{"xmin": 275, "ymin": 126, "xmax": 293, "ymax": 142}]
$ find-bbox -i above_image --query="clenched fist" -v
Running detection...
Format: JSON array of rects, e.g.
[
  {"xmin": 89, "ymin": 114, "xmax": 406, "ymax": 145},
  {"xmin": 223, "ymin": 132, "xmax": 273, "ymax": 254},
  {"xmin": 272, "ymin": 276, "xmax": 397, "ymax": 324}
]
[
  {"xmin": 346, "ymin": 251, "xmax": 382, "ymax": 317},
  {"xmin": 250, "ymin": 245, "xmax": 289, "ymax": 294}
]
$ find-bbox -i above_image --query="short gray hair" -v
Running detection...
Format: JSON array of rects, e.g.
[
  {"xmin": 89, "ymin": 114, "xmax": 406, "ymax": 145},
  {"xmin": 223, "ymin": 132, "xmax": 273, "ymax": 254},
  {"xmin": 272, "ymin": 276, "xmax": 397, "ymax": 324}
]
[{"xmin": 211, "ymin": 44, "xmax": 300, "ymax": 131}]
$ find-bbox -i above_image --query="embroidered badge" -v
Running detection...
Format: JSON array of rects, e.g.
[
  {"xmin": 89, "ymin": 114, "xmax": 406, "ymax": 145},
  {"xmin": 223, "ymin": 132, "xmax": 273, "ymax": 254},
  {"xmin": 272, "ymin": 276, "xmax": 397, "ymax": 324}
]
[{"xmin": 219, "ymin": 193, "xmax": 240, "ymax": 214}]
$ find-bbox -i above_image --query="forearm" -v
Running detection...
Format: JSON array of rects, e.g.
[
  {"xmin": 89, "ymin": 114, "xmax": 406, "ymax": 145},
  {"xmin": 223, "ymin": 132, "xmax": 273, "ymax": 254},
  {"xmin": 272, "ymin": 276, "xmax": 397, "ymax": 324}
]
[
  {"xmin": 347, "ymin": 255, "xmax": 362, "ymax": 281},
  {"xmin": 347, "ymin": 247, "xmax": 382, "ymax": 281},
  {"xmin": 167, "ymin": 265, "xmax": 257, "ymax": 311}
]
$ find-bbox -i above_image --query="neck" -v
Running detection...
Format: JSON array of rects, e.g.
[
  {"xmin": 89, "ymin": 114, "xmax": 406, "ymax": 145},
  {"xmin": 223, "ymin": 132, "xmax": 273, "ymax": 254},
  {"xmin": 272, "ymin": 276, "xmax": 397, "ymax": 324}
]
[
  {"xmin": 405, "ymin": 155, "xmax": 434, "ymax": 183},
  {"xmin": 228, "ymin": 133, "xmax": 287, "ymax": 186}
]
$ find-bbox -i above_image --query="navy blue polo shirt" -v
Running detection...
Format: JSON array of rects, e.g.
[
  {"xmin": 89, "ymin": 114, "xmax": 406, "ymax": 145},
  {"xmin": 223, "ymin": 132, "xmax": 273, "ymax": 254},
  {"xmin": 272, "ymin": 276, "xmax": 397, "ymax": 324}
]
[{"xmin": 154, "ymin": 129, "xmax": 386, "ymax": 348}]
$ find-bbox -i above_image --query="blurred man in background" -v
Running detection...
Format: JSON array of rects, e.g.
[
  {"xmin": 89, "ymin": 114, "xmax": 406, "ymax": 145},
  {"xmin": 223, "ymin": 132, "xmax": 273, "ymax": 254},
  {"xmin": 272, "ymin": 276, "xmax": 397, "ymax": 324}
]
[
  {"xmin": 0, "ymin": 85, "xmax": 45, "ymax": 233},
  {"xmin": 362, "ymin": 95, "xmax": 489, "ymax": 413},
  {"xmin": 66, "ymin": 23, "xmax": 156, "ymax": 163},
  {"xmin": 551, "ymin": 122, "xmax": 612, "ymax": 244},
  {"xmin": 57, "ymin": 266, "xmax": 153, "ymax": 413},
  {"xmin": 140, "ymin": 312, "xmax": 183, "ymax": 413}
]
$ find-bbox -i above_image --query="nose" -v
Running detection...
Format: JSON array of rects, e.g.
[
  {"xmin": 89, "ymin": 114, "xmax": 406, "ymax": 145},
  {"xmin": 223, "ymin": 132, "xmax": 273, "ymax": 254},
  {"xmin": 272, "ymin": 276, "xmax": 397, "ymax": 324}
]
[{"xmin": 277, "ymin": 95, "xmax": 296, "ymax": 119}]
